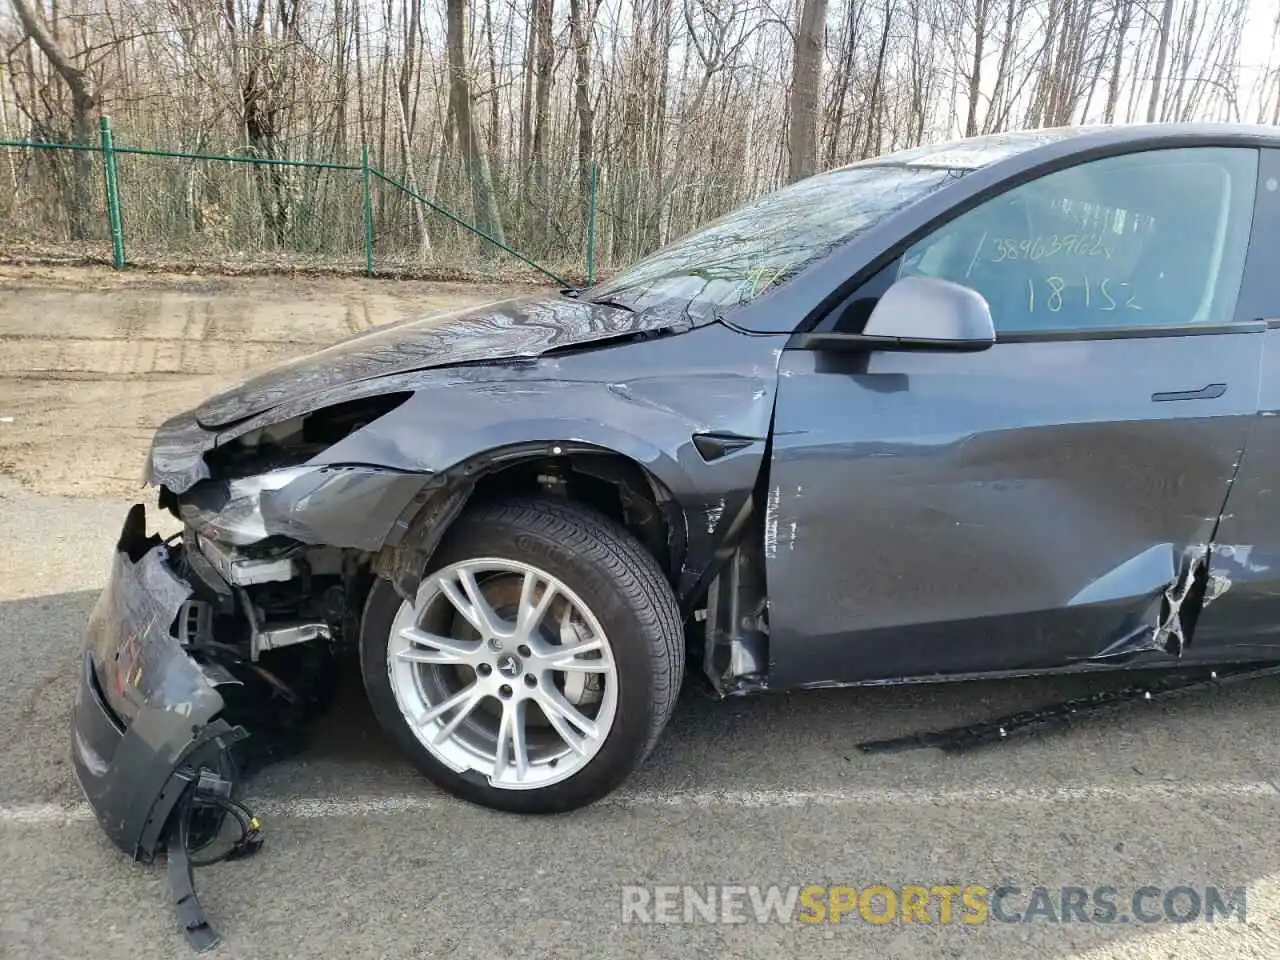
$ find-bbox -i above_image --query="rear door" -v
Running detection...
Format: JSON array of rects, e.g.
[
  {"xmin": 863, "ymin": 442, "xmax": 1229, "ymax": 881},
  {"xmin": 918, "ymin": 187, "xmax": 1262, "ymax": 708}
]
[{"xmin": 764, "ymin": 146, "xmax": 1267, "ymax": 688}]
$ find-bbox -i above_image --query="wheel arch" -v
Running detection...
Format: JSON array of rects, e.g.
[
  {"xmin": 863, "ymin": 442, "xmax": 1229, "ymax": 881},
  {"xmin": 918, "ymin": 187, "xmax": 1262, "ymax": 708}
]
[{"xmin": 371, "ymin": 439, "xmax": 690, "ymax": 606}]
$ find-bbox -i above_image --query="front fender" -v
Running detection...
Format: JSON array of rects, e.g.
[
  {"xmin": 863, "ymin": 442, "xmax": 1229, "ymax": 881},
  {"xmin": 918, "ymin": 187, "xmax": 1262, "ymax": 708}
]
[
  {"xmin": 316, "ymin": 390, "xmax": 689, "ymax": 487},
  {"xmin": 319, "ymin": 326, "xmax": 786, "ymax": 602}
]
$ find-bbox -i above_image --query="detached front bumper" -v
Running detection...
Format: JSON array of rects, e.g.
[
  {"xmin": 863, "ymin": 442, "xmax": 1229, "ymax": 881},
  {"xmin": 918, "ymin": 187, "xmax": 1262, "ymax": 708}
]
[{"xmin": 71, "ymin": 504, "xmax": 246, "ymax": 861}]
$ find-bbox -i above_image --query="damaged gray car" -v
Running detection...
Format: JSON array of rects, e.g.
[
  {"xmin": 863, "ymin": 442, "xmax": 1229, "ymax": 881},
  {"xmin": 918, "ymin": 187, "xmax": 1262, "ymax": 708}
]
[{"xmin": 73, "ymin": 122, "xmax": 1280, "ymax": 864}]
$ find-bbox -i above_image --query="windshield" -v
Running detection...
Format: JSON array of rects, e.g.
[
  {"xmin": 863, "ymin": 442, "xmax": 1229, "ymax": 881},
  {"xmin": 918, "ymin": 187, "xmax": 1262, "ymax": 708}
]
[{"xmin": 587, "ymin": 163, "xmax": 967, "ymax": 320}]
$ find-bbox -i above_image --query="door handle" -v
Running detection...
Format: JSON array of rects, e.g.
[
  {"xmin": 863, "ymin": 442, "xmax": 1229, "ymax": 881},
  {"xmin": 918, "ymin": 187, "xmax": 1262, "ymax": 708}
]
[{"xmin": 1151, "ymin": 383, "xmax": 1227, "ymax": 402}]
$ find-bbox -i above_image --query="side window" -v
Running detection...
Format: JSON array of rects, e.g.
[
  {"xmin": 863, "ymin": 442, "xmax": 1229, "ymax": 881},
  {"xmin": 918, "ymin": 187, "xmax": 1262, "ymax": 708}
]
[{"xmin": 896, "ymin": 147, "xmax": 1259, "ymax": 333}]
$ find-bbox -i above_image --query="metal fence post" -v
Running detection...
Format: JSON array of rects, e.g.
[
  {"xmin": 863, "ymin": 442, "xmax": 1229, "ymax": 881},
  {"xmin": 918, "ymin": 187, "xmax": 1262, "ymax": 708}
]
[
  {"xmin": 361, "ymin": 144, "xmax": 375, "ymax": 276},
  {"xmin": 586, "ymin": 160, "xmax": 598, "ymax": 285},
  {"xmin": 98, "ymin": 117, "xmax": 125, "ymax": 269}
]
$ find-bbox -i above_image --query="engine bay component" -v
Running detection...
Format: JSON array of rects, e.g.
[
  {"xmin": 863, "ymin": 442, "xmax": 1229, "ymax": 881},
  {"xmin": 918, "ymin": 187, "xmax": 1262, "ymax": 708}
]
[{"xmin": 196, "ymin": 533, "xmax": 295, "ymax": 586}]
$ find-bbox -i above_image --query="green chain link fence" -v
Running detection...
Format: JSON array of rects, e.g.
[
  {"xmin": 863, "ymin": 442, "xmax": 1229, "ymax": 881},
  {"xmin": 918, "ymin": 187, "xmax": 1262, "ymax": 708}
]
[{"xmin": 0, "ymin": 117, "xmax": 605, "ymax": 287}]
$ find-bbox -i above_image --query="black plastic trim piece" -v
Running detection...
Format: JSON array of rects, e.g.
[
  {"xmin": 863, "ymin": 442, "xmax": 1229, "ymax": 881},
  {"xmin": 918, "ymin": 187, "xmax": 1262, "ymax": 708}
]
[
  {"xmin": 691, "ymin": 432, "xmax": 756, "ymax": 462},
  {"xmin": 791, "ymin": 331, "xmax": 993, "ymax": 353},
  {"xmin": 995, "ymin": 321, "xmax": 1266, "ymax": 343},
  {"xmin": 168, "ymin": 823, "xmax": 220, "ymax": 952},
  {"xmin": 857, "ymin": 662, "xmax": 1280, "ymax": 754}
]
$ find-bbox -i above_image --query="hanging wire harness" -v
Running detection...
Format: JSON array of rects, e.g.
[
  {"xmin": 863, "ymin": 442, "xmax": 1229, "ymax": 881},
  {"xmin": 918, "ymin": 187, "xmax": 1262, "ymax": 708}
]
[{"xmin": 166, "ymin": 767, "xmax": 265, "ymax": 952}]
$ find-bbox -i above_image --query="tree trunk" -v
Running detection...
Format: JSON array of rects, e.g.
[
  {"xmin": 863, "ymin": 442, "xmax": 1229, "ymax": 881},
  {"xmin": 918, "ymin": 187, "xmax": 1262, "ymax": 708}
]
[
  {"xmin": 394, "ymin": 81, "xmax": 432, "ymax": 257},
  {"xmin": 531, "ymin": 0, "xmax": 554, "ymax": 169},
  {"xmin": 398, "ymin": 0, "xmax": 421, "ymax": 152},
  {"xmin": 1104, "ymin": 1, "xmax": 1133, "ymax": 122},
  {"xmin": 862, "ymin": 0, "xmax": 892, "ymax": 158},
  {"xmin": 10, "ymin": 0, "xmax": 97, "ymax": 240},
  {"xmin": 787, "ymin": 0, "xmax": 828, "ymax": 182},
  {"xmin": 241, "ymin": 0, "xmax": 291, "ymax": 246},
  {"xmin": 824, "ymin": 3, "xmax": 859, "ymax": 167},
  {"xmin": 483, "ymin": 0, "xmax": 501, "ymax": 180},
  {"xmin": 334, "ymin": 0, "xmax": 347, "ymax": 154},
  {"xmin": 965, "ymin": 0, "xmax": 990, "ymax": 137},
  {"xmin": 354, "ymin": 1, "xmax": 368, "ymax": 150},
  {"xmin": 568, "ymin": 0, "xmax": 596, "ymax": 205},
  {"xmin": 519, "ymin": 0, "xmax": 538, "ymax": 189},
  {"xmin": 447, "ymin": 0, "xmax": 505, "ymax": 247},
  {"xmin": 531, "ymin": 0, "xmax": 555, "ymax": 244},
  {"xmin": 1147, "ymin": 0, "xmax": 1175, "ymax": 122},
  {"xmin": 395, "ymin": 0, "xmax": 429, "ymax": 254}
]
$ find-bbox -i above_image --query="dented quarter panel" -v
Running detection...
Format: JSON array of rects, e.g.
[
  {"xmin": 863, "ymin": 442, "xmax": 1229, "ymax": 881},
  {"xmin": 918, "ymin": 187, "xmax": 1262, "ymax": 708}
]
[{"xmin": 764, "ymin": 329, "xmax": 1262, "ymax": 688}]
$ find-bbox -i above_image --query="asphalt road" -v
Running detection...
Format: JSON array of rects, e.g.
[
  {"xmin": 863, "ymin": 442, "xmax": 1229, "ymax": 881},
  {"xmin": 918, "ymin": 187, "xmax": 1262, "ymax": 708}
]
[{"xmin": 3, "ymin": 477, "xmax": 1280, "ymax": 960}]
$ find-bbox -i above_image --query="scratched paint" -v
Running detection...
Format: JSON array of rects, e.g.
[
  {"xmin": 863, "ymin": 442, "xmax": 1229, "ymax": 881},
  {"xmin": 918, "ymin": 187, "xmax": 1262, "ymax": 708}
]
[
  {"xmin": 763, "ymin": 485, "xmax": 782, "ymax": 559},
  {"xmin": 704, "ymin": 499, "xmax": 726, "ymax": 534},
  {"xmin": 785, "ymin": 486, "xmax": 803, "ymax": 549}
]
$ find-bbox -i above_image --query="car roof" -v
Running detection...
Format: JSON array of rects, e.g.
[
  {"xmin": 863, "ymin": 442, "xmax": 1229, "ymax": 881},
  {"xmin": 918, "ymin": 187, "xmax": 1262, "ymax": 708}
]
[{"xmin": 838, "ymin": 122, "xmax": 1280, "ymax": 172}]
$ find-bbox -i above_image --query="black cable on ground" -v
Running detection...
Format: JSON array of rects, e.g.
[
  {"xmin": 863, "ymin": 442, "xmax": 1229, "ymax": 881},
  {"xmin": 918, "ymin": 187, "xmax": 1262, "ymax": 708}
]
[
  {"xmin": 168, "ymin": 777, "xmax": 265, "ymax": 952},
  {"xmin": 857, "ymin": 661, "xmax": 1280, "ymax": 754}
]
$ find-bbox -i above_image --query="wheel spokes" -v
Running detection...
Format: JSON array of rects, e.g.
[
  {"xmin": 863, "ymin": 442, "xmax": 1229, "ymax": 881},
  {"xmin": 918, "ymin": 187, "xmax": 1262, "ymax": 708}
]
[
  {"xmin": 536, "ymin": 684, "xmax": 600, "ymax": 750},
  {"xmin": 390, "ymin": 557, "xmax": 619, "ymax": 788},
  {"xmin": 439, "ymin": 567, "xmax": 506, "ymax": 637},
  {"xmin": 547, "ymin": 637, "xmax": 610, "ymax": 672},
  {"xmin": 516, "ymin": 571, "xmax": 559, "ymax": 636},
  {"xmin": 431, "ymin": 686, "xmax": 487, "ymax": 745},
  {"xmin": 492, "ymin": 700, "xmax": 531, "ymax": 784},
  {"xmin": 396, "ymin": 626, "xmax": 484, "ymax": 665},
  {"xmin": 420, "ymin": 681, "xmax": 483, "ymax": 725}
]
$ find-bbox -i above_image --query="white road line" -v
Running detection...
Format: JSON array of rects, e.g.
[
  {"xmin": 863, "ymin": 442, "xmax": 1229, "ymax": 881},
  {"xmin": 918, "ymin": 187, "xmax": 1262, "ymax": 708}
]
[{"xmin": 3, "ymin": 781, "xmax": 1277, "ymax": 827}]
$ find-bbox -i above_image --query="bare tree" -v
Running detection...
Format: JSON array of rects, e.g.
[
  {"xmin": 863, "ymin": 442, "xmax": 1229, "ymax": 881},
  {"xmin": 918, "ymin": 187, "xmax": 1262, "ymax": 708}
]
[
  {"xmin": 1146, "ymin": 0, "xmax": 1174, "ymax": 121},
  {"xmin": 9, "ymin": 0, "xmax": 97, "ymax": 238},
  {"xmin": 568, "ymin": 0, "xmax": 596, "ymax": 204},
  {"xmin": 787, "ymin": 0, "xmax": 827, "ymax": 182},
  {"xmin": 961, "ymin": 0, "xmax": 996, "ymax": 136},
  {"xmin": 446, "ymin": 0, "xmax": 504, "ymax": 244},
  {"xmin": 0, "ymin": 0, "xmax": 1265, "ymax": 275}
]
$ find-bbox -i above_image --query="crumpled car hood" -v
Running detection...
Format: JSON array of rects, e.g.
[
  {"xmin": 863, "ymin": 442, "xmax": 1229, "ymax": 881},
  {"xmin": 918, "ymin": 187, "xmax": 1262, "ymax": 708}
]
[{"xmin": 194, "ymin": 293, "xmax": 687, "ymax": 429}]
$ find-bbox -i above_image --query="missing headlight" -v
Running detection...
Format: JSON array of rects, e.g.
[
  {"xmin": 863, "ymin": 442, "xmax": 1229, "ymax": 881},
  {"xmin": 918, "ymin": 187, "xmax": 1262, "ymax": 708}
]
[
  {"xmin": 204, "ymin": 393, "xmax": 413, "ymax": 481},
  {"xmin": 180, "ymin": 466, "xmax": 319, "ymax": 546}
]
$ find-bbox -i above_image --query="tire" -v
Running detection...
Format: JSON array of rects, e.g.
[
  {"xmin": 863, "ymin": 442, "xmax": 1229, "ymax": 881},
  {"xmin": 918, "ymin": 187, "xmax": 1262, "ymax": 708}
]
[{"xmin": 360, "ymin": 495, "xmax": 684, "ymax": 813}]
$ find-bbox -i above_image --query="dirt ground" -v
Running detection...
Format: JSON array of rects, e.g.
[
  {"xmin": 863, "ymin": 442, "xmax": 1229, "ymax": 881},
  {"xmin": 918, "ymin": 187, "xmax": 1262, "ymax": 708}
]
[{"xmin": 0, "ymin": 265, "xmax": 538, "ymax": 497}]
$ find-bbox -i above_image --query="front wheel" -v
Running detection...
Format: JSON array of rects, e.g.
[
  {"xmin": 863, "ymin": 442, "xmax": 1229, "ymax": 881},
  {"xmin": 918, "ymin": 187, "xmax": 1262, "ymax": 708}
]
[{"xmin": 360, "ymin": 496, "xmax": 684, "ymax": 813}]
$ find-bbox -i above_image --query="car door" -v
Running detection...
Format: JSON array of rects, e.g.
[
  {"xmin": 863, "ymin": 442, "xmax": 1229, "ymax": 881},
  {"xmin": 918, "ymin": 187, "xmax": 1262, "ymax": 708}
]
[
  {"xmin": 763, "ymin": 145, "xmax": 1267, "ymax": 688},
  {"xmin": 1188, "ymin": 147, "xmax": 1280, "ymax": 657}
]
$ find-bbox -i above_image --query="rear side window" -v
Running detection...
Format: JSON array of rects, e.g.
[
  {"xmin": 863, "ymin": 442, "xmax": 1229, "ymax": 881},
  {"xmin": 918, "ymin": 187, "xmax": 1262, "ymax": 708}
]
[{"xmin": 897, "ymin": 147, "xmax": 1259, "ymax": 333}]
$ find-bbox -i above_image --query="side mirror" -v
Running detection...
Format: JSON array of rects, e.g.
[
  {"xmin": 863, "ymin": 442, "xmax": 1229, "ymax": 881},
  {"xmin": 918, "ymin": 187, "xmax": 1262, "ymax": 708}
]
[
  {"xmin": 862, "ymin": 276, "xmax": 995, "ymax": 350},
  {"xmin": 801, "ymin": 276, "xmax": 996, "ymax": 353}
]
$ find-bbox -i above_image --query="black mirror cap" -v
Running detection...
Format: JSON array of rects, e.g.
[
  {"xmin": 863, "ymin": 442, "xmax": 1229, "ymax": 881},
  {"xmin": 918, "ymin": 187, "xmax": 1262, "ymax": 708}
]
[{"xmin": 862, "ymin": 275, "xmax": 996, "ymax": 348}]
